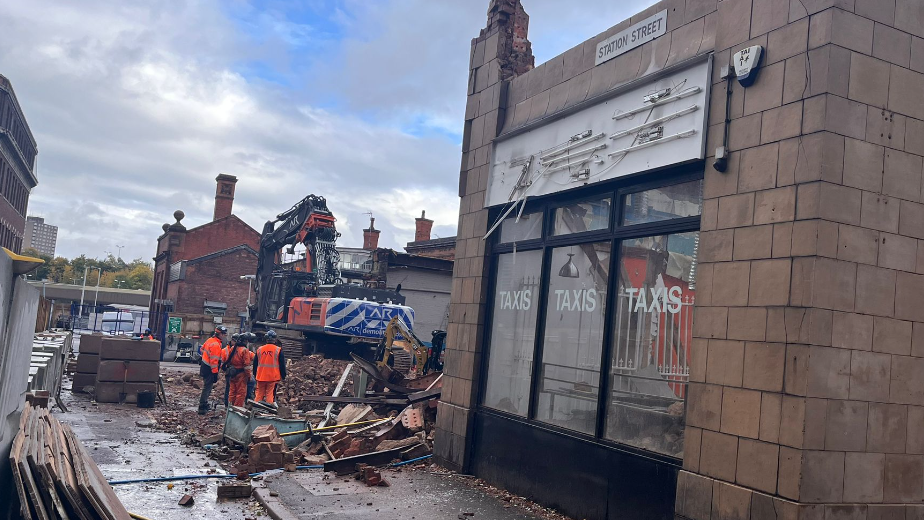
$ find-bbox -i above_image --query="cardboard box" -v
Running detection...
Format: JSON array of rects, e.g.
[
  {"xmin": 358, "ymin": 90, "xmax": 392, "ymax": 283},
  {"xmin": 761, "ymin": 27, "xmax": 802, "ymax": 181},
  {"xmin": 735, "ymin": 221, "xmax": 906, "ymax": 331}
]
[
  {"xmin": 78, "ymin": 333, "xmax": 104, "ymax": 354},
  {"xmin": 71, "ymin": 373, "xmax": 97, "ymax": 392},
  {"xmin": 75, "ymin": 353, "xmax": 99, "ymax": 373},
  {"xmin": 95, "ymin": 382, "xmax": 157, "ymax": 404},
  {"xmin": 97, "ymin": 360, "xmax": 160, "ymax": 383},
  {"xmin": 100, "ymin": 338, "xmax": 160, "ymax": 361}
]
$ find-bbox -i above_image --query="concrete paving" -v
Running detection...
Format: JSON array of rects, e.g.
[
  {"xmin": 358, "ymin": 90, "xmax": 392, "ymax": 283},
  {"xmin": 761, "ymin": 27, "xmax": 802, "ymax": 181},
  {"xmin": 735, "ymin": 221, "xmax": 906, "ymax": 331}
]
[
  {"xmin": 57, "ymin": 383, "xmax": 264, "ymax": 520},
  {"xmin": 259, "ymin": 467, "xmax": 542, "ymax": 520}
]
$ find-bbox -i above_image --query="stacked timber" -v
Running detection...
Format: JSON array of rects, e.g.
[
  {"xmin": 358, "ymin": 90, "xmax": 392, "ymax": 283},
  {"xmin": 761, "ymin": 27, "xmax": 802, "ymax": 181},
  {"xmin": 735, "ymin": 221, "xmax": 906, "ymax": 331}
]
[
  {"xmin": 95, "ymin": 338, "xmax": 160, "ymax": 404},
  {"xmin": 72, "ymin": 334, "xmax": 103, "ymax": 393},
  {"xmin": 10, "ymin": 402, "xmax": 131, "ymax": 520}
]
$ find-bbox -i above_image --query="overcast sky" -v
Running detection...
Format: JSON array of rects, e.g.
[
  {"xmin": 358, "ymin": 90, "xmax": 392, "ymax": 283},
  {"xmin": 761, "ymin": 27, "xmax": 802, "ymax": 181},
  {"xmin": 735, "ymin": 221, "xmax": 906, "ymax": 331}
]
[{"xmin": 0, "ymin": 0, "xmax": 657, "ymax": 261}]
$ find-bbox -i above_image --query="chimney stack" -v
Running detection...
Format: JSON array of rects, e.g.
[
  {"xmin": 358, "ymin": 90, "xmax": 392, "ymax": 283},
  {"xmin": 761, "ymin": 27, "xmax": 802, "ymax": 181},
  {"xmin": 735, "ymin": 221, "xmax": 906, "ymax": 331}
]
[
  {"xmin": 415, "ymin": 210, "xmax": 434, "ymax": 242},
  {"xmin": 214, "ymin": 174, "xmax": 238, "ymax": 221},
  {"xmin": 363, "ymin": 217, "xmax": 381, "ymax": 250}
]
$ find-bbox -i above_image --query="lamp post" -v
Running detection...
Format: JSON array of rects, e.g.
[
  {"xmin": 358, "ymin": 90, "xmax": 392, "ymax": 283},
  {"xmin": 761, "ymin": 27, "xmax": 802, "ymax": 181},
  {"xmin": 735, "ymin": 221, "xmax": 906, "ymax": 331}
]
[
  {"xmin": 79, "ymin": 266, "xmax": 102, "ymax": 329},
  {"xmin": 240, "ymin": 274, "xmax": 255, "ymax": 307}
]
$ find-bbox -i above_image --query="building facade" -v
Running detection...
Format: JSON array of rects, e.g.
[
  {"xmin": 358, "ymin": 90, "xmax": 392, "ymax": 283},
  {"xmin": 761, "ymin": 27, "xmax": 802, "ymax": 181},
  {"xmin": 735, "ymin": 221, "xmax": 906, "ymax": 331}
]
[
  {"xmin": 23, "ymin": 216, "xmax": 57, "ymax": 256},
  {"xmin": 0, "ymin": 75, "xmax": 38, "ymax": 253},
  {"xmin": 149, "ymin": 175, "xmax": 261, "ymax": 337},
  {"xmin": 404, "ymin": 210, "xmax": 457, "ymax": 260},
  {"xmin": 436, "ymin": 1, "xmax": 924, "ymax": 520}
]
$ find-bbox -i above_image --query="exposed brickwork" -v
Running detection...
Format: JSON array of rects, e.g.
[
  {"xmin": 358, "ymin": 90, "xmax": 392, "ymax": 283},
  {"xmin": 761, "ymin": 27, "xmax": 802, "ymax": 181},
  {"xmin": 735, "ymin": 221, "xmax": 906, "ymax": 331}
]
[
  {"xmin": 213, "ymin": 173, "xmax": 237, "ymax": 221},
  {"xmin": 362, "ymin": 218, "xmax": 380, "ymax": 250},
  {"xmin": 149, "ymin": 177, "xmax": 261, "ymax": 335},
  {"xmin": 169, "ymin": 247, "xmax": 257, "ymax": 319}
]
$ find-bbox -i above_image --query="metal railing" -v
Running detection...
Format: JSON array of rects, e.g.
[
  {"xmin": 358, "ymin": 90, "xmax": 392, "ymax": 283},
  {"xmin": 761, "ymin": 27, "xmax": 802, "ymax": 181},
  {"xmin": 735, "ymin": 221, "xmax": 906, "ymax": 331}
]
[
  {"xmin": 611, "ymin": 290, "xmax": 693, "ymax": 398},
  {"xmin": 64, "ymin": 304, "xmax": 150, "ymax": 336}
]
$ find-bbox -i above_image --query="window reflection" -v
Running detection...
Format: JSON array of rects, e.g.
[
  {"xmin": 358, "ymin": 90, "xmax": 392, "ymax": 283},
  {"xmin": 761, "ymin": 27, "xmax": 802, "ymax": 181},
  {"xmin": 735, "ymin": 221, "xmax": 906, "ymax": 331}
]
[
  {"xmin": 605, "ymin": 232, "xmax": 698, "ymax": 457},
  {"xmin": 552, "ymin": 198, "xmax": 611, "ymax": 236},
  {"xmin": 623, "ymin": 180, "xmax": 703, "ymax": 226},
  {"xmin": 499, "ymin": 212, "xmax": 542, "ymax": 243},
  {"xmin": 536, "ymin": 242, "xmax": 610, "ymax": 434},
  {"xmin": 484, "ymin": 251, "xmax": 543, "ymax": 416}
]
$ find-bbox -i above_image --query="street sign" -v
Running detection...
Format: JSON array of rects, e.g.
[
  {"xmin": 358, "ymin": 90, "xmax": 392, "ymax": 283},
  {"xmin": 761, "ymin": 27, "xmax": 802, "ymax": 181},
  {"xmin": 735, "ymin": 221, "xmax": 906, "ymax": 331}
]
[{"xmin": 167, "ymin": 316, "xmax": 182, "ymax": 334}]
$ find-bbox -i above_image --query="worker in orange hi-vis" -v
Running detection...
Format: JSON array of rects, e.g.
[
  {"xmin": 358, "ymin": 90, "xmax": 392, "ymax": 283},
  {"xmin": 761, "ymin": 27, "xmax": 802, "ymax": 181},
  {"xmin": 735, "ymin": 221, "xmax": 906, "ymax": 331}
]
[
  {"xmin": 226, "ymin": 334, "xmax": 255, "ymax": 407},
  {"xmin": 198, "ymin": 325, "xmax": 228, "ymax": 414},
  {"xmin": 253, "ymin": 330, "xmax": 286, "ymax": 404}
]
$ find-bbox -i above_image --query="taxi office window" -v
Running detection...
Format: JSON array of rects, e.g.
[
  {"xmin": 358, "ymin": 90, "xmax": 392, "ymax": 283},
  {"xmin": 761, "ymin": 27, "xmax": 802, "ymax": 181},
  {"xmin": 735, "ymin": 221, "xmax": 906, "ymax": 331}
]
[
  {"xmin": 552, "ymin": 198, "xmax": 612, "ymax": 236},
  {"xmin": 622, "ymin": 180, "xmax": 703, "ymax": 226}
]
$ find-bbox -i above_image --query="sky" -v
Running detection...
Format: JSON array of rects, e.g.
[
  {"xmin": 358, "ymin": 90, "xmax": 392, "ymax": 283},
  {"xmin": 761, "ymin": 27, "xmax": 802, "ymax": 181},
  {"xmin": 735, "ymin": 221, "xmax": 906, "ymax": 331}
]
[{"xmin": 0, "ymin": 0, "xmax": 657, "ymax": 262}]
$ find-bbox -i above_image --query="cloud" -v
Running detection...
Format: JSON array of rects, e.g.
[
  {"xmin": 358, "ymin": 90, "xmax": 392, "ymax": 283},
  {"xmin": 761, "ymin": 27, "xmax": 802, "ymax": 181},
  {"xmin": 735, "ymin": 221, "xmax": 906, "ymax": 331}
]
[{"xmin": 1, "ymin": 0, "xmax": 656, "ymax": 262}]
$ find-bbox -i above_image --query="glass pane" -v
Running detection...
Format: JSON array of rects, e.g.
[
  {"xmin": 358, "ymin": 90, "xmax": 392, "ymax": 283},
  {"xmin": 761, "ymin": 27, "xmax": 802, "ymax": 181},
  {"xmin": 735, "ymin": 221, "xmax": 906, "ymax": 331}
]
[
  {"xmin": 499, "ymin": 212, "xmax": 542, "ymax": 243},
  {"xmin": 536, "ymin": 242, "xmax": 611, "ymax": 434},
  {"xmin": 483, "ymin": 250, "xmax": 543, "ymax": 416},
  {"xmin": 622, "ymin": 180, "xmax": 703, "ymax": 226},
  {"xmin": 605, "ymin": 232, "xmax": 699, "ymax": 457},
  {"xmin": 552, "ymin": 198, "xmax": 611, "ymax": 236}
]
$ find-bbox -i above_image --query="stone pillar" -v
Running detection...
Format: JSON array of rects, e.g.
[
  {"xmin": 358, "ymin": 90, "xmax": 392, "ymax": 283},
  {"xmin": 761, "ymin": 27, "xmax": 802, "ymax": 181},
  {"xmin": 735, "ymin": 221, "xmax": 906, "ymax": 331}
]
[
  {"xmin": 678, "ymin": 2, "xmax": 924, "ymax": 519},
  {"xmin": 433, "ymin": 0, "xmax": 533, "ymax": 471}
]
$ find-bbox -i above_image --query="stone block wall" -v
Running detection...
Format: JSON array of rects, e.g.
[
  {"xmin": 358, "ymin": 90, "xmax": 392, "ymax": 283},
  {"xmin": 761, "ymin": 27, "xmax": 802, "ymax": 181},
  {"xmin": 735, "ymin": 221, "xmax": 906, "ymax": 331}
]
[
  {"xmin": 678, "ymin": 1, "xmax": 924, "ymax": 519},
  {"xmin": 438, "ymin": 1, "xmax": 924, "ymax": 518}
]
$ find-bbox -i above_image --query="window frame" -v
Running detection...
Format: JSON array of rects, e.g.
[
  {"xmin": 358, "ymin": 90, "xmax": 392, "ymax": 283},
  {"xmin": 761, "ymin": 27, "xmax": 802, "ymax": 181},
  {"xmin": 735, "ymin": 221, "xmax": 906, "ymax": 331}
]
[{"xmin": 478, "ymin": 163, "xmax": 703, "ymax": 461}]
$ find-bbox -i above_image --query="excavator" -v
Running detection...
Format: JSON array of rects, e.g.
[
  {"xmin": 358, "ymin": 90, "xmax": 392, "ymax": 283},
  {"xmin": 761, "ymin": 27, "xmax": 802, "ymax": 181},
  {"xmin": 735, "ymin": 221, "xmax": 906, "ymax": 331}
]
[
  {"xmin": 250, "ymin": 194, "xmax": 443, "ymax": 373},
  {"xmin": 375, "ymin": 316, "xmax": 445, "ymax": 376}
]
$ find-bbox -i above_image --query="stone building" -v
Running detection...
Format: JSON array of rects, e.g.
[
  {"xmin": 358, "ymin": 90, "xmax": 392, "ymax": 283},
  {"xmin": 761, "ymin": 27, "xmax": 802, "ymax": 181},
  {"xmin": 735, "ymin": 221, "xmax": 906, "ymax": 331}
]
[
  {"xmin": 435, "ymin": 1, "xmax": 924, "ymax": 519},
  {"xmin": 0, "ymin": 74, "xmax": 38, "ymax": 253},
  {"xmin": 149, "ymin": 174, "xmax": 260, "ymax": 336}
]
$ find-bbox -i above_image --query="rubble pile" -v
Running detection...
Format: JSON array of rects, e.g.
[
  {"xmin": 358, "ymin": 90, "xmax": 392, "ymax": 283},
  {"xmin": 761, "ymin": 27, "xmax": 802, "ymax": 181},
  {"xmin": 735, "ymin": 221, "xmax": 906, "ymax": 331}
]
[{"xmin": 274, "ymin": 354, "xmax": 354, "ymax": 408}]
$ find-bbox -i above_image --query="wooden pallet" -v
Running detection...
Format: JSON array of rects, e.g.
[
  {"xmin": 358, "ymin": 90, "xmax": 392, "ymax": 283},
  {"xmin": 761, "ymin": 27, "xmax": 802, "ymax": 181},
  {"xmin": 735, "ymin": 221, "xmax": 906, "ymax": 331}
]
[{"xmin": 10, "ymin": 403, "xmax": 131, "ymax": 520}]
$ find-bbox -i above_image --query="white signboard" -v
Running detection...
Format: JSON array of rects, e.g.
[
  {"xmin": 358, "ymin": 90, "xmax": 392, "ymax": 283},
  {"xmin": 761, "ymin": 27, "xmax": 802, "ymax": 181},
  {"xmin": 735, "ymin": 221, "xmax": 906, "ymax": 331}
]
[
  {"xmin": 486, "ymin": 59, "xmax": 710, "ymax": 208},
  {"xmin": 595, "ymin": 10, "xmax": 668, "ymax": 66}
]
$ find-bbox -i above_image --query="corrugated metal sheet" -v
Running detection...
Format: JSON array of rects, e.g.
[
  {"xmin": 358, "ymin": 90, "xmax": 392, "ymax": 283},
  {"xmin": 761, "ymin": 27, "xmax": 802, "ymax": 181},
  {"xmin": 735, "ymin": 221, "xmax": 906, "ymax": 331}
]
[{"xmin": 386, "ymin": 267, "xmax": 451, "ymax": 339}]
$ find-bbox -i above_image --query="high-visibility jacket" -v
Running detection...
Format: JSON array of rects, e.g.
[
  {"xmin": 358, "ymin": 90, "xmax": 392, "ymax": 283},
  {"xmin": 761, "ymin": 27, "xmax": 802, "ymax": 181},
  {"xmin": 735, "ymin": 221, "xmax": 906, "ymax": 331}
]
[
  {"xmin": 201, "ymin": 337, "xmax": 223, "ymax": 373},
  {"xmin": 254, "ymin": 344, "xmax": 283, "ymax": 382},
  {"xmin": 228, "ymin": 346, "xmax": 255, "ymax": 370},
  {"xmin": 221, "ymin": 345, "xmax": 233, "ymax": 364},
  {"xmin": 142, "ymin": 334, "xmax": 155, "ymax": 340}
]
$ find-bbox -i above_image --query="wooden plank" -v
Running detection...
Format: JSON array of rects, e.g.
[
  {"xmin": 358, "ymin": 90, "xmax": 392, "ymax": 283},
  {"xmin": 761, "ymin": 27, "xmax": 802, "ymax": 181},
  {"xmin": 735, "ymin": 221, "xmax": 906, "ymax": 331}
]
[
  {"xmin": 19, "ymin": 406, "xmax": 51, "ymax": 520},
  {"xmin": 10, "ymin": 405, "xmax": 35, "ymax": 520},
  {"xmin": 299, "ymin": 395, "xmax": 409, "ymax": 405},
  {"xmin": 63, "ymin": 425, "xmax": 131, "ymax": 520},
  {"xmin": 35, "ymin": 412, "xmax": 73, "ymax": 520},
  {"xmin": 62, "ymin": 426, "xmax": 111, "ymax": 520},
  {"xmin": 28, "ymin": 407, "xmax": 65, "ymax": 520},
  {"xmin": 45, "ymin": 416, "xmax": 94, "ymax": 520},
  {"xmin": 49, "ymin": 418, "xmax": 97, "ymax": 520}
]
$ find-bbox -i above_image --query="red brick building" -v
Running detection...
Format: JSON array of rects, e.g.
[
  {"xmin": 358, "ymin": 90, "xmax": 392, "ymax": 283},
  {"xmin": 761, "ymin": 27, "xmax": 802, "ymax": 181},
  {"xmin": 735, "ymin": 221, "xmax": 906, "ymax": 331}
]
[
  {"xmin": 149, "ymin": 174, "xmax": 260, "ymax": 336},
  {"xmin": 0, "ymin": 74, "xmax": 38, "ymax": 252},
  {"xmin": 404, "ymin": 211, "xmax": 456, "ymax": 260}
]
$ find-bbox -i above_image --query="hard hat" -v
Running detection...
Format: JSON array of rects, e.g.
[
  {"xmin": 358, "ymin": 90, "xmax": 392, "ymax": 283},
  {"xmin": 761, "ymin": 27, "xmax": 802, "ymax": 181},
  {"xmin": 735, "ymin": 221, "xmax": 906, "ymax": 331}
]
[
  {"xmin": 216, "ymin": 325, "xmax": 228, "ymax": 334},
  {"xmin": 144, "ymin": 328, "xmax": 152, "ymax": 334},
  {"xmin": 231, "ymin": 333, "xmax": 240, "ymax": 343},
  {"xmin": 265, "ymin": 330, "xmax": 278, "ymax": 339}
]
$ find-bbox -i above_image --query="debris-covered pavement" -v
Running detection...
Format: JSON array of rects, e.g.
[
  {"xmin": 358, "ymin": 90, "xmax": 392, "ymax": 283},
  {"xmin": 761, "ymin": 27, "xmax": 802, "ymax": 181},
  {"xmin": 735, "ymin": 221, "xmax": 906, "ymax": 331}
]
[{"xmin": 59, "ymin": 349, "xmax": 573, "ymax": 520}]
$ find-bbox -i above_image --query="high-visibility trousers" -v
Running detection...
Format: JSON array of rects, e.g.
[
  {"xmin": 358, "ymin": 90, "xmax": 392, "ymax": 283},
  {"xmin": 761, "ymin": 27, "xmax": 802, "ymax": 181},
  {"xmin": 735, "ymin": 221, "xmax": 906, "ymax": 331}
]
[
  {"xmin": 228, "ymin": 372, "xmax": 250, "ymax": 407},
  {"xmin": 255, "ymin": 381, "xmax": 277, "ymax": 404}
]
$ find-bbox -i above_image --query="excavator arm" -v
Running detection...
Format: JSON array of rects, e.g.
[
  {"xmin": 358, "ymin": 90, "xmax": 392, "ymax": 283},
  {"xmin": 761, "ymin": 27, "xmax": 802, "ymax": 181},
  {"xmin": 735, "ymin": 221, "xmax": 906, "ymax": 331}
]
[
  {"xmin": 375, "ymin": 316, "xmax": 429, "ymax": 376},
  {"xmin": 254, "ymin": 195, "xmax": 342, "ymax": 323}
]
